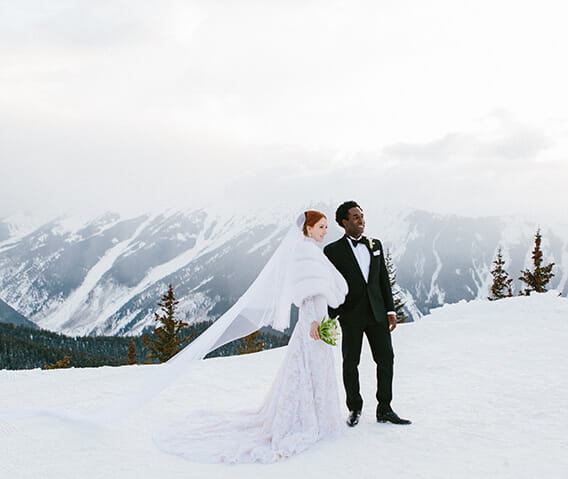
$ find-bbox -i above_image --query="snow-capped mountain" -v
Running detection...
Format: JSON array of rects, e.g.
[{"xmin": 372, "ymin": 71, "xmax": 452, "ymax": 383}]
[{"xmin": 0, "ymin": 205, "xmax": 565, "ymax": 336}]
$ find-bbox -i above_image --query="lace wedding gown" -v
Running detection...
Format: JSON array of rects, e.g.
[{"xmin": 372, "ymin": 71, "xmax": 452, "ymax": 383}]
[{"xmin": 153, "ymin": 294, "xmax": 344, "ymax": 464}]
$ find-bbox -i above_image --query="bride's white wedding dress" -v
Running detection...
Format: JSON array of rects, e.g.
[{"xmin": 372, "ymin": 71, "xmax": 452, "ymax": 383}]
[{"xmin": 154, "ymin": 241, "xmax": 346, "ymax": 464}]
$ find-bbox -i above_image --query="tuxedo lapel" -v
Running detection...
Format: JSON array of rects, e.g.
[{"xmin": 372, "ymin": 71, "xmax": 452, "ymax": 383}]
[{"xmin": 367, "ymin": 242, "xmax": 379, "ymax": 282}]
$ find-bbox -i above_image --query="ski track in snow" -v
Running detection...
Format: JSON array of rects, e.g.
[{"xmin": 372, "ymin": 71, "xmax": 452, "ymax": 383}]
[
  {"xmin": 470, "ymin": 253, "xmax": 488, "ymax": 299},
  {"xmin": 427, "ymin": 231, "xmax": 444, "ymax": 304}
]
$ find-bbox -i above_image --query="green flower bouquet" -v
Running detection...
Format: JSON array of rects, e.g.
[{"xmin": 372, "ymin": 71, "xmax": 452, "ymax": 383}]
[{"xmin": 318, "ymin": 316, "xmax": 340, "ymax": 346}]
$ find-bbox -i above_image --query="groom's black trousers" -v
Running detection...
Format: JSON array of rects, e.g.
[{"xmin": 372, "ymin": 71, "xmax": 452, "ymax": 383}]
[{"xmin": 340, "ymin": 305, "xmax": 394, "ymax": 414}]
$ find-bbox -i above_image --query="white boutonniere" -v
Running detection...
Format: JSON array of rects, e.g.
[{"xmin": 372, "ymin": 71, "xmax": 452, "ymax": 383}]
[{"xmin": 367, "ymin": 238, "xmax": 375, "ymax": 249}]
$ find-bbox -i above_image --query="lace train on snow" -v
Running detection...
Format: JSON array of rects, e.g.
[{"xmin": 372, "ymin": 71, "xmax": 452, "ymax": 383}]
[{"xmin": 153, "ymin": 295, "xmax": 344, "ymax": 464}]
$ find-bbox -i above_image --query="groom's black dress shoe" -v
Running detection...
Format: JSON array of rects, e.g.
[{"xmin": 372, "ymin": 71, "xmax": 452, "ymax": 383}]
[
  {"xmin": 346, "ymin": 410, "xmax": 361, "ymax": 427},
  {"xmin": 376, "ymin": 411, "xmax": 412, "ymax": 425}
]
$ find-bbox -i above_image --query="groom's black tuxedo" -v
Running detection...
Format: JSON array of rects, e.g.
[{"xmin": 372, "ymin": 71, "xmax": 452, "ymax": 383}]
[{"xmin": 324, "ymin": 235, "xmax": 396, "ymax": 414}]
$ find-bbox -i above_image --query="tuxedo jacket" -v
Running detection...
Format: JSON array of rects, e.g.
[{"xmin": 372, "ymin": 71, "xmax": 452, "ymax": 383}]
[{"xmin": 323, "ymin": 235, "xmax": 394, "ymax": 325}]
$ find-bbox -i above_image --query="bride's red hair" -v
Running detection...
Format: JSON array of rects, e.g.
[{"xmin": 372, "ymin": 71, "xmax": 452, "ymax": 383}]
[{"xmin": 303, "ymin": 210, "xmax": 326, "ymax": 237}]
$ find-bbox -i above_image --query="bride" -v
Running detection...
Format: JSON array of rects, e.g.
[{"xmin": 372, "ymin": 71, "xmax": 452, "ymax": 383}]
[{"xmin": 153, "ymin": 210, "xmax": 348, "ymax": 463}]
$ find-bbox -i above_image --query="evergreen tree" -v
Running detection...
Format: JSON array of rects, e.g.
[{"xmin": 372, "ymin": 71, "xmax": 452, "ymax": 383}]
[
  {"xmin": 43, "ymin": 355, "xmax": 71, "ymax": 370},
  {"xmin": 1, "ymin": 321, "xmax": 289, "ymax": 370},
  {"xmin": 238, "ymin": 331, "xmax": 265, "ymax": 355},
  {"xmin": 518, "ymin": 229, "xmax": 555, "ymax": 295},
  {"xmin": 143, "ymin": 284, "xmax": 192, "ymax": 363},
  {"xmin": 127, "ymin": 340, "xmax": 137, "ymax": 365},
  {"xmin": 385, "ymin": 249, "xmax": 408, "ymax": 323},
  {"xmin": 488, "ymin": 247, "xmax": 514, "ymax": 300}
]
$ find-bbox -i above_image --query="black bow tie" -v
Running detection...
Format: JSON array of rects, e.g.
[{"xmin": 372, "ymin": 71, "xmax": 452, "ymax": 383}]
[{"xmin": 349, "ymin": 237, "xmax": 366, "ymax": 247}]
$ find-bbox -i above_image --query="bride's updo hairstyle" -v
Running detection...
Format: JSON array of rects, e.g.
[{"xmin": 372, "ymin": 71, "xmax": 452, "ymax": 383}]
[{"xmin": 303, "ymin": 210, "xmax": 326, "ymax": 237}]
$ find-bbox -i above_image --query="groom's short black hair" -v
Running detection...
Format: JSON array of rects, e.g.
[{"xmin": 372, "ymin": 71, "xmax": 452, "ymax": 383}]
[{"xmin": 335, "ymin": 201, "xmax": 362, "ymax": 229}]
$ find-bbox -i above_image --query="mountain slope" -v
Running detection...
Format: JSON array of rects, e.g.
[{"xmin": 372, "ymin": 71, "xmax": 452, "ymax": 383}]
[
  {"xmin": 0, "ymin": 297, "xmax": 37, "ymax": 329},
  {"xmin": 0, "ymin": 206, "xmax": 566, "ymax": 336}
]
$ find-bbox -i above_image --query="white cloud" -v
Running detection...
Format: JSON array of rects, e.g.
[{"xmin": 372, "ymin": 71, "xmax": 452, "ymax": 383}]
[
  {"xmin": 0, "ymin": 0, "xmax": 567, "ymax": 222},
  {"xmin": 384, "ymin": 111, "xmax": 553, "ymax": 165}
]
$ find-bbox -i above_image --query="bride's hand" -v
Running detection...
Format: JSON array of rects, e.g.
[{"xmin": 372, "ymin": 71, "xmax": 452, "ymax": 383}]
[{"xmin": 309, "ymin": 321, "xmax": 321, "ymax": 340}]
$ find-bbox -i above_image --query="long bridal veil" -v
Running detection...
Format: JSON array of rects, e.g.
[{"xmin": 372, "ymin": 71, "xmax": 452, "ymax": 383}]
[
  {"xmin": 88, "ymin": 213, "xmax": 309, "ymax": 425},
  {"xmin": 1, "ymin": 212, "xmax": 346, "ymax": 427}
]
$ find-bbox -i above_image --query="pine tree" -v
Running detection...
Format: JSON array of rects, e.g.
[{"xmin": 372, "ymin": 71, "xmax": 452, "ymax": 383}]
[
  {"xmin": 518, "ymin": 229, "xmax": 555, "ymax": 295},
  {"xmin": 385, "ymin": 249, "xmax": 408, "ymax": 323},
  {"xmin": 143, "ymin": 284, "xmax": 192, "ymax": 363},
  {"xmin": 238, "ymin": 331, "xmax": 265, "ymax": 355},
  {"xmin": 488, "ymin": 247, "xmax": 514, "ymax": 300},
  {"xmin": 127, "ymin": 340, "xmax": 137, "ymax": 365},
  {"xmin": 43, "ymin": 355, "xmax": 71, "ymax": 370}
]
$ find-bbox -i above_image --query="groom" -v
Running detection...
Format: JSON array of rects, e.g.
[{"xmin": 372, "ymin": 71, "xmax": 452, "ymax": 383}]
[{"xmin": 324, "ymin": 201, "xmax": 411, "ymax": 426}]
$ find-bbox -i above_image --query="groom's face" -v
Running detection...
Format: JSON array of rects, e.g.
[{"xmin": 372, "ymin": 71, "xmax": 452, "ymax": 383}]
[{"xmin": 342, "ymin": 207, "xmax": 365, "ymax": 238}]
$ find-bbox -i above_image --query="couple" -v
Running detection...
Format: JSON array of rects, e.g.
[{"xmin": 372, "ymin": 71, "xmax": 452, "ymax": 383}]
[{"xmin": 155, "ymin": 201, "xmax": 410, "ymax": 464}]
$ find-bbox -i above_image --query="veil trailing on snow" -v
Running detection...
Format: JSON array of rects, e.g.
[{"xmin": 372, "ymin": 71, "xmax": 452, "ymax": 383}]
[
  {"xmin": 90, "ymin": 211, "xmax": 346, "ymax": 425},
  {"xmin": 0, "ymin": 212, "xmax": 347, "ymax": 426}
]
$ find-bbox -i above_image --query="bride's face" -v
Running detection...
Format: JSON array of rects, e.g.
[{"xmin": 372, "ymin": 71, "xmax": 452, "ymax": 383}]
[{"xmin": 307, "ymin": 217, "xmax": 328, "ymax": 242}]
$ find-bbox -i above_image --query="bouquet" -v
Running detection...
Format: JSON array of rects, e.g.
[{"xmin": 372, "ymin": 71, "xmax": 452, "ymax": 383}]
[{"xmin": 318, "ymin": 316, "xmax": 340, "ymax": 346}]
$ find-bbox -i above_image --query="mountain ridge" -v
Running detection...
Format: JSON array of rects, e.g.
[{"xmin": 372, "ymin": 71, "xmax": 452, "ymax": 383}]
[
  {"xmin": 0, "ymin": 297, "xmax": 38, "ymax": 329},
  {"xmin": 0, "ymin": 205, "xmax": 565, "ymax": 336}
]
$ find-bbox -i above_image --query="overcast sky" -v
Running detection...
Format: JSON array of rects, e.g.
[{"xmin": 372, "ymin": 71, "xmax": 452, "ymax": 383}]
[{"xmin": 1, "ymin": 0, "xmax": 566, "ymax": 222}]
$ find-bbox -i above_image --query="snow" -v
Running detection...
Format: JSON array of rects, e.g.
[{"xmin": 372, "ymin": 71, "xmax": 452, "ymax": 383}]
[
  {"xmin": 1, "ymin": 295, "xmax": 567, "ymax": 478},
  {"xmin": 3, "ymin": 206, "xmax": 567, "ymax": 337},
  {"xmin": 0, "ymin": 211, "xmax": 57, "ymax": 249},
  {"xmin": 558, "ymin": 245, "xmax": 568, "ymax": 292},
  {"xmin": 427, "ymin": 231, "xmax": 444, "ymax": 304},
  {"xmin": 398, "ymin": 290, "xmax": 423, "ymax": 321},
  {"xmin": 36, "ymin": 215, "xmax": 157, "ymax": 333},
  {"xmin": 93, "ymin": 209, "xmax": 290, "ymax": 335}
]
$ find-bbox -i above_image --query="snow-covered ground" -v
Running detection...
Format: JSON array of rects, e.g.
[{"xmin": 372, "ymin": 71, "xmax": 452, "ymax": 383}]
[{"xmin": 1, "ymin": 292, "xmax": 567, "ymax": 479}]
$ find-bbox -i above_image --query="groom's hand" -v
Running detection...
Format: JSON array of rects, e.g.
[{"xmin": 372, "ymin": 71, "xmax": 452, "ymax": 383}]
[{"xmin": 387, "ymin": 313, "xmax": 397, "ymax": 332}]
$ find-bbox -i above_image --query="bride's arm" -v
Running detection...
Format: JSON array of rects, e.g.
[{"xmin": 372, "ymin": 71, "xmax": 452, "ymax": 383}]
[{"xmin": 304, "ymin": 295, "xmax": 328, "ymax": 341}]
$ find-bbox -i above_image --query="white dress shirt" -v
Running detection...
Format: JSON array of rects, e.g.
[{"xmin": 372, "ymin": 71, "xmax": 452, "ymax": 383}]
[{"xmin": 347, "ymin": 236, "xmax": 371, "ymax": 282}]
